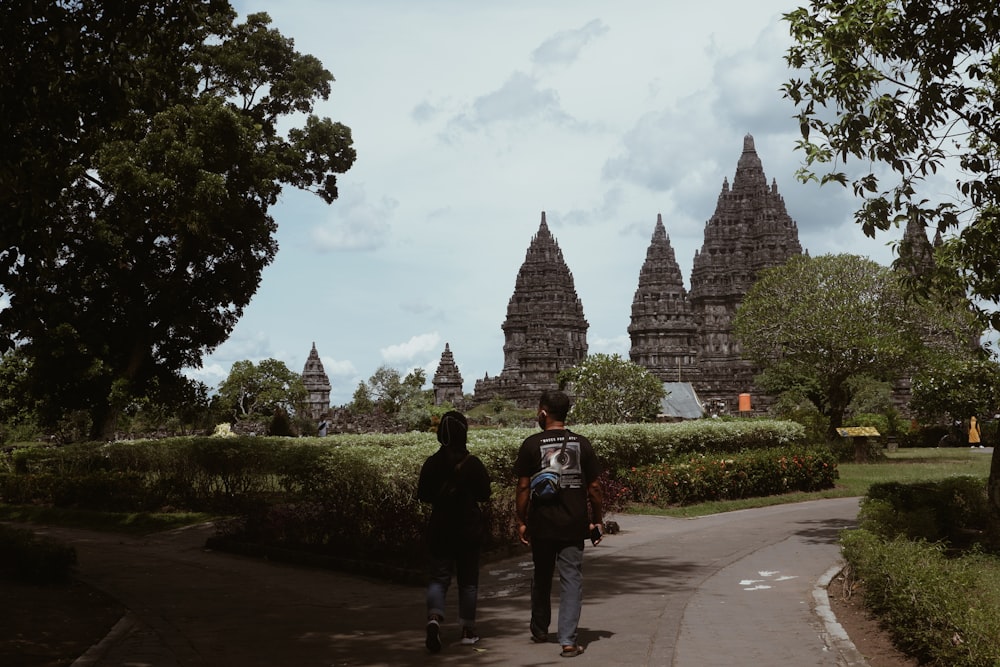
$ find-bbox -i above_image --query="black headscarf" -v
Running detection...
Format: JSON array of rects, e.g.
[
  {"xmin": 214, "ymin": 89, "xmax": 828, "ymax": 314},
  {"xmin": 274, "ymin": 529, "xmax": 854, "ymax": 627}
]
[{"xmin": 437, "ymin": 410, "xmax": 468, "ymax": 454}]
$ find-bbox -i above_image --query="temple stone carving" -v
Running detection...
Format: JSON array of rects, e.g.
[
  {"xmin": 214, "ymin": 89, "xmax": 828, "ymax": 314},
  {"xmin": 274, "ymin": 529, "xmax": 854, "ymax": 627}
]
[
  {"xmin": 432, "ymin": 342, "xmax": 464, "ymax": 406},
  {"xmin": 684, "ymin": 134, "xmax": 803, "ymax": 409},
  {"xmin": 897, "ymin": 217, "xmax": 940, "ymax": 278},
  {"xmin": 301, "ymin": 342, "xmax": 331, "ymax": 420},
  {"xmin": 627, "ymin": 214, "xmax": 699, "ymax": 382},
  {"xmin": 314, "ymin": 134, "xmax": 944, "ymax": 417},
  {"xmin": 623, "ymin": 136, "xmax": 804, "ymax": 410},
  {"xmin": 300, "ymin": 134, "xmax": 980, "ymax": 422},
  {"xmin": 473, "ymin": 212, "xmax": 589, "ymax": 406}
]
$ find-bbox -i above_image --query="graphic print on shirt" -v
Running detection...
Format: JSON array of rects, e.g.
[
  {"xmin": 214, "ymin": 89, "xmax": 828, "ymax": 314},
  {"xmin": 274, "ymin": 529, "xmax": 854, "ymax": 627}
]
[{"xmin": 538, "ymin": 436, "xmax": 583, "ymax": 489}]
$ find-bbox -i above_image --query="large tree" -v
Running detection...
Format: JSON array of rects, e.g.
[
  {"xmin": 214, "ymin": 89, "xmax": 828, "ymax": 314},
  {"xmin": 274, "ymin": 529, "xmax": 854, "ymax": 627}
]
[
  {"xmin": 557, "ymin": 353, "xmax": 666, "ymax": 424},
  {"xmin": 217, "ymin": 358, "xmax": 306, "ymax": 422},
  {"xmin": 784, "ymin": 0, "xmax": 1000, "ymax": 319},
  {"xmin": 733, "ymin": 254, "xmax": 974, "ymax": 436},
  {"xmin": 0, "ymin": 2, "xmax": 355, "ymax": 439},
  {"xmin": 910, "ymin": 356, "xmax": 1000, "ymax": 427},
  {"xmin": 783, "ymin": 0, "xmax": 1000, "ymax": 513},
  {"xmin": 348, "ymin": 366, "xmax": 432, "ymax": 431}
]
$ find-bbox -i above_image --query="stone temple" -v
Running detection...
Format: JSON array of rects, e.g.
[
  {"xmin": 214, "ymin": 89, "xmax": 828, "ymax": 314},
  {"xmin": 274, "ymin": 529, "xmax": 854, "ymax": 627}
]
[
  {"xmin": 472, "ymin": 213, "xmax": 589, "ymax": 406},
  {"xmin": 634, "ymin": 133, "xmax": 803, "ymax": 411},
  {"xmin": 301, "ymin": 342, "xmax": 331, "ymax": 420},
  {"xmin": 463, "ymin": 133, "xmax": 803, "ymax": 410},
  {"xmin": 303, "ymin": 135, "xmax": 819, "ymax": 413}
]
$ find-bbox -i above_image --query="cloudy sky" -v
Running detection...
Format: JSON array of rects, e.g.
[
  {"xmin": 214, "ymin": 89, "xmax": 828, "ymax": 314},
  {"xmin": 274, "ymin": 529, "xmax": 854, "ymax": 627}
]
[{"xmin": 187, "ymin": 0, "xmax": 922, "ymax": 405}]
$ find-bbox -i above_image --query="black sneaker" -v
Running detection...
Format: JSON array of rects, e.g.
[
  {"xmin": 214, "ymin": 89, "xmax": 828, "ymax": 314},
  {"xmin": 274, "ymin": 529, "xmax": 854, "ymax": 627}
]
[{"xmin": 425, "ymin": 619, "xmax": 442, "ymax": 653}]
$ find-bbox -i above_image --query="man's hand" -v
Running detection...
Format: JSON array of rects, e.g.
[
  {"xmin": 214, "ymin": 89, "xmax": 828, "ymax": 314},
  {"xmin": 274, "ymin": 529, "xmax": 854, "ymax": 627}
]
[
  {"xmin": 589, "ymin": 522, "xmax": 603, "ymax": 546},
  {"xmin": 518, "ymin": 523, "xmax": 530, "ymax": 545}
]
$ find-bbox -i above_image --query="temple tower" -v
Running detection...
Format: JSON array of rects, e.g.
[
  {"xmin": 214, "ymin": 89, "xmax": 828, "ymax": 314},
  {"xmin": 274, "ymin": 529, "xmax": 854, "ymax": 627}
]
[
  {"xmin": 688, "ymin": 134, "xmax": 803, "ymax": 408},
  {"xmin": 628, "ymin": 214, "xmax": 699, "ymax": 381},
  {"xmin": 301, "ymin": 342, "xmax": 331, "ymax": 420},
  {"xmin": 432, "ymin": 343, "xmax": 465, "ymax": 406},
  {"xmin": 474, "ymin": 212, "xmax": 589, "ymax": 406},
  {"xmin": 897, "ymin": 217, "xmax": 939, "ymax": 278}
]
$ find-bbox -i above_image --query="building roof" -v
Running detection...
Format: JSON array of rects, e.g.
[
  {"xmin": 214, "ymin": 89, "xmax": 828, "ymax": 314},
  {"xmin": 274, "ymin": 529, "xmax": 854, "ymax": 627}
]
[{"xmin": 659, "ymin": 382, "xmax": 705, "ymax": 420}]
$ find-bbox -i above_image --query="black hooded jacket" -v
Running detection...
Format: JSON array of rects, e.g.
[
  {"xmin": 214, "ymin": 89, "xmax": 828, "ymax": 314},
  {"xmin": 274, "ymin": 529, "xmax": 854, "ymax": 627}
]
[{"xmin": 417, "ymin": 444, "xmax": 492, "ymax": 553}]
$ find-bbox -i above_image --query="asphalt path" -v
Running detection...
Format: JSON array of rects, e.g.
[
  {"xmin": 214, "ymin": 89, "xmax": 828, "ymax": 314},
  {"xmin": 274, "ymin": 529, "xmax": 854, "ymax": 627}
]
[{"xmin": 40, "ymin": 496, "xmax": 864, "ymax": 666}]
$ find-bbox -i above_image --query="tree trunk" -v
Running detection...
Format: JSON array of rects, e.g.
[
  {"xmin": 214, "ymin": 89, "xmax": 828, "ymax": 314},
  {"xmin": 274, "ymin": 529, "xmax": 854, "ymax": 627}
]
[
  {"xmin": 89, "ymin": 404, "xmax": 119, "ymax": 441},
  {"xmin": 825, "ymin": 379, "xmax": 849, "ymax": 440}
]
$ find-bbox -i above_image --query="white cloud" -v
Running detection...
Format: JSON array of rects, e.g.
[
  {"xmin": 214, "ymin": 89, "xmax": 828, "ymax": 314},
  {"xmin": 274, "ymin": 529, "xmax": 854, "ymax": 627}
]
[
  {"xmin": 531, "ymin": 19, "xmax": 610, "ymax": 68},
  {"xmin": 447, "ymin": 71, "xmax": 571, "ymax": 133},
  {"xmin": 381, "ymin": 333, "xmax": 442, "ymax": 365},
  {"xmin": 311, "ymin": 184, "xmax": 396, "ymax": 251},
  {"xmin": 322, "ymin": 356, "xmax": 358, "ymax": 379},
  {"xmin": 589, "ymin": 334, "xmax": 630, "ymax": 358},
  {"xmin": 182, "ymin": 362, "xmax": 229, "ymax": 393},
  {"xmin": 411, "ymin": 100, "xmax": 441, "ymax": 124}
]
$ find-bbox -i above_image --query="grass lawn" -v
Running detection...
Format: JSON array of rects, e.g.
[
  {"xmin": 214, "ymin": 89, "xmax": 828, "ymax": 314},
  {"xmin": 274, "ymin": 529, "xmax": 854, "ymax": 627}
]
[{"xmin": 628, "ymin": 446, "xmax": 994, "ymax": 519}]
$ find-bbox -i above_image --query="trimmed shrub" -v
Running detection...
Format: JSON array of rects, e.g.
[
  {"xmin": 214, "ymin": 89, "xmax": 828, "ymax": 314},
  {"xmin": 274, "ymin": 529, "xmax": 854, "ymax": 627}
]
[
  {"xmin": 842, "ymin": 529, "xmax": 1000, "ymax": 666},
  {"xmin": 620, "ymin": 446, "xmax": 837, "ymax": 506},
  {"xmin": 859, "ymin": 477, "xmax": 991, "ymax": 548}
]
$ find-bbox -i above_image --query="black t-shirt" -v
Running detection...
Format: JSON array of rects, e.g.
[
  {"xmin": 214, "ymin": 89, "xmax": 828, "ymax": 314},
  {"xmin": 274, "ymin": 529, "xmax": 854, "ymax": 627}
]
[{"xmin": 514, "ymin": 429, "xmax": 600, "ymax": 542}]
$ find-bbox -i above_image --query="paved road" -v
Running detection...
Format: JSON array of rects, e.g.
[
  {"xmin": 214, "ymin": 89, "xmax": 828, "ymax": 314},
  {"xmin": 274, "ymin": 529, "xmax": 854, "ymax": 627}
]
[{"xmin": 41, "ymin": 496, "xmax": 865, "ymax": 666}]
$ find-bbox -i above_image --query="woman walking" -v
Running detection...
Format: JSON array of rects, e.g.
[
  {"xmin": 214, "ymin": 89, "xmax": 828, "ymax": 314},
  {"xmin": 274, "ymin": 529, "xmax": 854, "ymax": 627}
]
[{"xmin": 417, "ymin": 411, "xmax": 492, "ymax": 652}]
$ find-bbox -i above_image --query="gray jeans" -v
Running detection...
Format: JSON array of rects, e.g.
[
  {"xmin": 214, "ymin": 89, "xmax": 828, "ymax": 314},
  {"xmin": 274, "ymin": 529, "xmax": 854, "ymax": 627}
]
[{"xmin": 530, "ymin": 539, "xmax": 584, "ymax": 647}]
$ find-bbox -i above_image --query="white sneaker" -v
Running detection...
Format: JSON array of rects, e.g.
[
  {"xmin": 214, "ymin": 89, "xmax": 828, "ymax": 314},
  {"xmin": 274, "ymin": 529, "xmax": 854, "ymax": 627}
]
[{"xmin": 460, "ymin": 628, "xmax": 480, "ymax": 645}]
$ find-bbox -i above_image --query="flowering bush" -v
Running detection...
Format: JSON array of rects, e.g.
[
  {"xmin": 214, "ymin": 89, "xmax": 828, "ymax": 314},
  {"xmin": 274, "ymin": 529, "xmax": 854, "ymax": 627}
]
[{"xmin": 212, "ymin": 423, "xmax": 236, "ymax": 438}]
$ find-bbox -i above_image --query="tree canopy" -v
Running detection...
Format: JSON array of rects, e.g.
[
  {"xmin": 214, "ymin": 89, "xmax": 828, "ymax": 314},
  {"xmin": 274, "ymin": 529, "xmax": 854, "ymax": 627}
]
[
  {"xmin": 0, "ymin": 2, "xmax": 355, "ymax": 439},
  {"xmin": 348, "ymin": 365, "xmax": 433, "ymax": 431},
  {"xmin": 557, "ymin": 353, "xmax": 665, "ymax": 424},
  {"xmin": 910, "ymin": 356, "xmax": 1000, "ymax": 425},
  {"xmin": 732, "ymin": 254, "xmax": 976, "ymax": 435},
  {"xmin": 217, "ymin": 358, "xmax": 306, "ymax": 421},
  {"xmin": 783, "ymin": 0, "xmax": 1000, "ymax": 323}
]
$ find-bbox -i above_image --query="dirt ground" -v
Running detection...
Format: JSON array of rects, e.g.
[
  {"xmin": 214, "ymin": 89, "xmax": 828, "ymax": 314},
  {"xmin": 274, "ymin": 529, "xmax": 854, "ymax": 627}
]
[
  {"xmin": 826, "ymin": 573, "xmax": 920, "ymax": 667},
  {"xmin": 1, "ymin": 572, "xmax": 918, "ymax": 667}
]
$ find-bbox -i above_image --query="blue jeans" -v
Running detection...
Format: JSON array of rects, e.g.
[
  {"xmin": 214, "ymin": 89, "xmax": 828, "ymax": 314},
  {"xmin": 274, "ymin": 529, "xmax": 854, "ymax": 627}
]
[
  {"xmin": 426, "ymin": 544, "xmax": 480, "ymax": 628},
  {"xmin": 530, "ymin": 539, "xmax": 584, "ymax": 647}
]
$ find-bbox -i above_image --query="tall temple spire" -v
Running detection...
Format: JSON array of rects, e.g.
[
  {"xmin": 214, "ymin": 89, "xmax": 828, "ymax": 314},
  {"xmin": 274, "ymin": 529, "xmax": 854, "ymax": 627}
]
[
  {"xmin": 432, "ymin": 343, "xmax": 464, "ymax": 406},
  {"xmin": 301, "ymin": 342, "xmax": 331, "ymax": 420},
  {"xmin": 474, "ymin": 211, "xmax": 588, "ymax": 407},
  {"xmin": 897, "ymin": 218, "xmax": 936, "ymax": 278},
  {"xmin": 628, "ymin": 214, "xmax": 699, "ymax": 381},
  {"xmin": 691, "ymin": 133, "xmax": 802, "ymax": 301},
  {"xmin": 687, "ymin": 135, "xmax": 803, "ymax": 407},
  {"xmin": 732, "ymin": 133, "xmax": 769, "ymax": 194}
]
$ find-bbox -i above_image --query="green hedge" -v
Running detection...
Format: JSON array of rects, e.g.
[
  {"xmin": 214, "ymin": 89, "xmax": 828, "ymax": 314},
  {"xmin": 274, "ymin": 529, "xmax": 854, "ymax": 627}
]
[
  {"xmin": 0, "ymin": 420, "xmax": 813, "ymax": 570},
  {"xmin": 859, "ymin": 477, "xmax": 991, "ymax": 546},
  {"xmin": 842, "ymin": 530, "xmax": 1000, "ymax": 666},
  {"xmin": 841, "ymin": 478, "xmax": 1000, "ymax": 666},
  {"xmin": 619, "ymin": 447, "xmax": 837, "ymax": 506}
]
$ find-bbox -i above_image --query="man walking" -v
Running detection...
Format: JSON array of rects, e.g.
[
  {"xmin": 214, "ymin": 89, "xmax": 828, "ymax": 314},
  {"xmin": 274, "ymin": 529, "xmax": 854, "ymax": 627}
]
[{"xmin": 514, "ymin": 389, "xmax": 604, "ymax": 658}]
